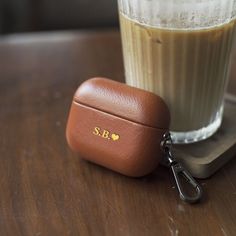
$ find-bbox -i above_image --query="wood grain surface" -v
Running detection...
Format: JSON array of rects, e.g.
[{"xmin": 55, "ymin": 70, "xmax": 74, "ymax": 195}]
[{"xmin": 0, "ymin": 30, "xmax": 236, "ymax": 236}]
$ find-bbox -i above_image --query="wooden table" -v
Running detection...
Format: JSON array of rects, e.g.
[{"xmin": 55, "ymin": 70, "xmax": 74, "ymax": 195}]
[{"xmin": 0, "ymin": 30, "xmax": 236, "ymax": 236}]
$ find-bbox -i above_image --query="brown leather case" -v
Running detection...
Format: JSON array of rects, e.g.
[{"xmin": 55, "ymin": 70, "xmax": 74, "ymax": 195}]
[{"xmin": 66, "ymin": 78, "xmax": 170, "ymax": 177}]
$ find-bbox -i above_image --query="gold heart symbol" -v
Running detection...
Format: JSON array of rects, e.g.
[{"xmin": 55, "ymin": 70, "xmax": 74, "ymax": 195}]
[{"xmin": 111, "ymin": 133, "xmax": 120, "ymax": 141}]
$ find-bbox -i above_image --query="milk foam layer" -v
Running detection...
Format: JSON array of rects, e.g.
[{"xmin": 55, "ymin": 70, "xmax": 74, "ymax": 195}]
[{"xmin": 118, "ymin": 0, "xmax": 236, "ymax": 30}]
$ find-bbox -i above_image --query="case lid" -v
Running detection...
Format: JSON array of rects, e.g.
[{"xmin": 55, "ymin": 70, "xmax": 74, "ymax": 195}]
[{"xmin": 74, "ymin": 78, "xmax": 170, "ymax": 130}]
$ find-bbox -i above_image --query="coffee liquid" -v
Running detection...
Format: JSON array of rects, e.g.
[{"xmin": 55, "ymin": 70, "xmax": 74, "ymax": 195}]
[{"xmin": 120, "ymin": 13, "xmax": 236, "ymax": 132}]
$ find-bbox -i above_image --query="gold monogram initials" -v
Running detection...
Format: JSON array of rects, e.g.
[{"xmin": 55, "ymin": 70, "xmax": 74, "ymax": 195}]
[{"xmin": 93, "ymin": 127, "xmax": 120, "ymax": 141}]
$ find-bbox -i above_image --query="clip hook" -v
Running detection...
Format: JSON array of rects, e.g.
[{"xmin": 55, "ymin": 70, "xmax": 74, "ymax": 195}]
[
  {"xmin": 171, "ymin": 162, "xmax": 203, "ymax": 203},
  {"xmin": 161, "ymin": 133, "xmax": 203, "ymax": 203}
]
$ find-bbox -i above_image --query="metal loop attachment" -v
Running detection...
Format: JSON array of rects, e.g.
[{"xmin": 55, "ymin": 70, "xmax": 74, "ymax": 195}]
[{"xmin": 161, "ymin": 132, "xmax": 203, "ymax": 203}]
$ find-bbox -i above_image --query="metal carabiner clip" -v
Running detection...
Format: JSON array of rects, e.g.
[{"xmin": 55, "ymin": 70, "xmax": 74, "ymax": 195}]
[
  {"xmin": 170, "ymin": 161, "xmax": 203, "ymax": 203},
  {"xmin": 161, "ymin": 133, "xmax": 203, "ymax": 203}
]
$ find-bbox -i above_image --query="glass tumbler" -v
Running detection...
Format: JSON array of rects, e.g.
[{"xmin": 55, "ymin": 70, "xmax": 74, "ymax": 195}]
[{"xmin": 118, "ymin": 0, "xmax": 236, "ymax": 144}]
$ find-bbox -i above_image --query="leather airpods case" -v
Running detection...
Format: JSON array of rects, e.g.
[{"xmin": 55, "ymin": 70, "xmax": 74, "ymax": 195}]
[{"xmin": 66, "ymin": 78, "xmax": 170, "ymax": 177}]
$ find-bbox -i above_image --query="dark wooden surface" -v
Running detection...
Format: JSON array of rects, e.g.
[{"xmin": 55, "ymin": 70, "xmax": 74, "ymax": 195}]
[{"xmin": 0, "ymin": 30, "xmax": 236, "ymax": 236}]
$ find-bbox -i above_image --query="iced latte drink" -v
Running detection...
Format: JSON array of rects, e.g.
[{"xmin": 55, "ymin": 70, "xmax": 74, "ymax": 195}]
[{"xmin": 118, "ymin": 0, "xmax": 236, "ymax": 143}]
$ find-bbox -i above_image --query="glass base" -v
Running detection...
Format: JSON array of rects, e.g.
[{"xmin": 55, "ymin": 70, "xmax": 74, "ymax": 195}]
[{"xmin": 170, "ymin": 107, "xmax": 223, "ymax": 144}]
